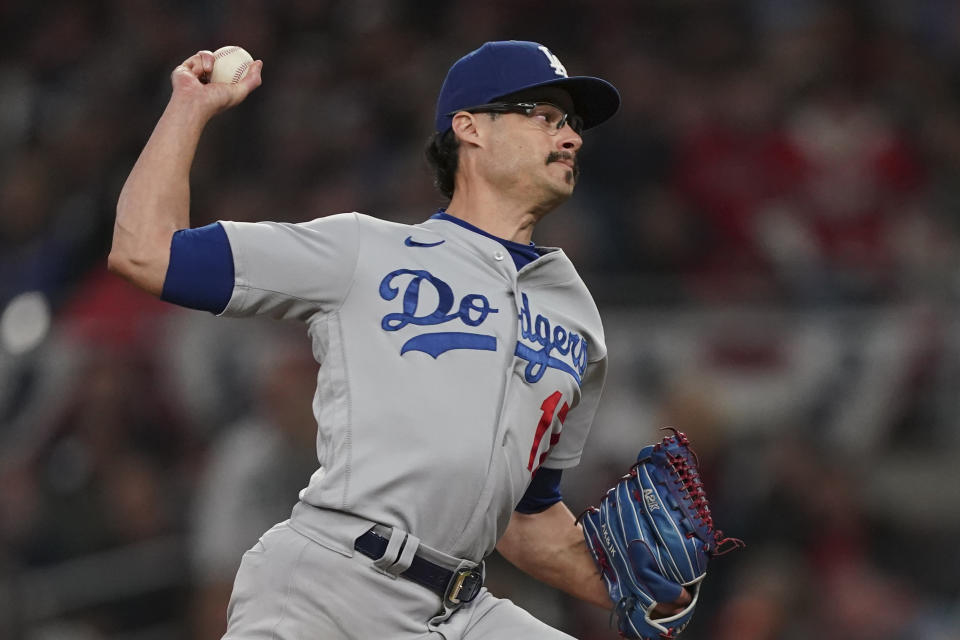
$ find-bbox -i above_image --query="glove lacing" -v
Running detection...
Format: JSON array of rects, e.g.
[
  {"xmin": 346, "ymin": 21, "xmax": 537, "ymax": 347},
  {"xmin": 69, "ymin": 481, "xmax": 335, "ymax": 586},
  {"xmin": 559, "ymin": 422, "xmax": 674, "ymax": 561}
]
[
  {"xmin": 612, "ymin": 596, "xmax": 679, "ymax": 639},
  {"xmin": 661, "ymin": 429, "xmax": 745, "ymax": 556}
]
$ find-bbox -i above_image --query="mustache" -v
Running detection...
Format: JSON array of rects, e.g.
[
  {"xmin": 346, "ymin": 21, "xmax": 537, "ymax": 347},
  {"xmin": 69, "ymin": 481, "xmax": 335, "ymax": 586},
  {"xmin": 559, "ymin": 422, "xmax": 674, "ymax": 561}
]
[{"xmin": 546, "ymin": 151, "xmax": 580, "ymax": 181}]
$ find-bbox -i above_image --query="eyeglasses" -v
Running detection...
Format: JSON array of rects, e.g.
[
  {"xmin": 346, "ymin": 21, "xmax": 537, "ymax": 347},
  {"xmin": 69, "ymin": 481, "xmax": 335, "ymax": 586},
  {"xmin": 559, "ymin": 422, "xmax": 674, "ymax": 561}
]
[{"xmin": 448, "ymin": 102, "xmax": 584, "ymax": 135}]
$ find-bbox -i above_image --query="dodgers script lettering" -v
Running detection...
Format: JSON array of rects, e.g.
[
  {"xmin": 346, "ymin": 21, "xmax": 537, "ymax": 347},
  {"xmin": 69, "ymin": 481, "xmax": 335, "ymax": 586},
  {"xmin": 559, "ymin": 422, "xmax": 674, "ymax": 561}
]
[
  {"xmin": 515, "ymin": 293, "xmax": 588, "ymax": 384},
  {"xmin": 379, "ymin": 269, "xmax": 498, "ymax": 357}
]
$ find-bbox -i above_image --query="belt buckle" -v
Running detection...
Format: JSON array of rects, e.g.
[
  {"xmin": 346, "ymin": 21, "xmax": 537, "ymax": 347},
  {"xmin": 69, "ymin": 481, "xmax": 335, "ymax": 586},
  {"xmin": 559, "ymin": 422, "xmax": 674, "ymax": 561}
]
[{"xmin": 444, "ymin": 567, "xmax": 483, "ymax": 607}]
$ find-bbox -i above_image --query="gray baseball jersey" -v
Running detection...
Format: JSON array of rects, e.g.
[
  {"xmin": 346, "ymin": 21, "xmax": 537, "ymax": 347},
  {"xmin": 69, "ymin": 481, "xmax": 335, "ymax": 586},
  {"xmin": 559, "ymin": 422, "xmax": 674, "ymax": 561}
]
[{"xmin": 218, "ymin": 212, "xmax": 607, "ymax": 562}]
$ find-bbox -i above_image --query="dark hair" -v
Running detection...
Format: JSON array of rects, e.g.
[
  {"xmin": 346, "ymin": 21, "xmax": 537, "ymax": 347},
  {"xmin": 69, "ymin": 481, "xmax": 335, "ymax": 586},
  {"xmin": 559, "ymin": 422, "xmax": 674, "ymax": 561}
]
[
  {"xmin": 424, "ymin": 128, "xmax": 459, "ymax": 200},
  {"xmin": 424, "ymin": 113, "xmax": 501, "ymax": 199}
]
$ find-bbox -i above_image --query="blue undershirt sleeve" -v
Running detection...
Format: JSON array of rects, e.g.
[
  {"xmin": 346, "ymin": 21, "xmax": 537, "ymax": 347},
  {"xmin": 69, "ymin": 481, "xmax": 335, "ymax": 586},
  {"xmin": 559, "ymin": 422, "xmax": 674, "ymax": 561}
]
[
  {"xmin": 161, "ymin": 222, "xmax": 235, "ymax": 314},
  {"xmin": 515, "ymin": 467, "xmax": 563, "ymax": 514}
]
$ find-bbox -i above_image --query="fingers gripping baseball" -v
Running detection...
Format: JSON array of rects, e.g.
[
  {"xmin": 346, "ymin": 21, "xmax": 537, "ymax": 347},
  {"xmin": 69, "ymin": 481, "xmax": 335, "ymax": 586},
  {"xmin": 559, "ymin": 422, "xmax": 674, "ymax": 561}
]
[
  {"xmin": 171, "ymin": 50, "xmax": 214, "ymax": 88},
  {"xmin": 171, "ymin": 49, "xmax": 263, "ymax": 115}
]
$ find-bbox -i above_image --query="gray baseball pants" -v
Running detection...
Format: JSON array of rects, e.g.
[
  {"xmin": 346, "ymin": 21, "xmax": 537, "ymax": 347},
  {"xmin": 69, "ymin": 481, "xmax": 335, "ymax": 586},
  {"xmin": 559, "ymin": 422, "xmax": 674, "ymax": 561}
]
[{"xmin": 222, "ymin": 520, "xmax": 576, "ymax": 639}]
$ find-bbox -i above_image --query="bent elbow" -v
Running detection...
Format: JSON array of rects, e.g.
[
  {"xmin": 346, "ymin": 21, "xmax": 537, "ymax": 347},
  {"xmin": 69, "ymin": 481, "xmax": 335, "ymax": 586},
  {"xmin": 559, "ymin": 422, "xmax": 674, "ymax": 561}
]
[
  {"xmin": 106, "ymin": 249, "xmax": 129, "ymax": 277},
  {"xmin": 107, "ymin": 247, "xmax": 144, "ymax": 279},
  {"xmin": 106, "ymin": 247, "xmax": 166, "ymax": 297}
]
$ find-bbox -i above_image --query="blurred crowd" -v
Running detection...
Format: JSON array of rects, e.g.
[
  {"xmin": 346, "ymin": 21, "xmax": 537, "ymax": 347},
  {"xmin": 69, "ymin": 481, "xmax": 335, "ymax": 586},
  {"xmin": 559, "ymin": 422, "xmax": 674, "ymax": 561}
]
[{"xmin": 2, "ymin": 0, "xmax": 960, "ymax": 638}]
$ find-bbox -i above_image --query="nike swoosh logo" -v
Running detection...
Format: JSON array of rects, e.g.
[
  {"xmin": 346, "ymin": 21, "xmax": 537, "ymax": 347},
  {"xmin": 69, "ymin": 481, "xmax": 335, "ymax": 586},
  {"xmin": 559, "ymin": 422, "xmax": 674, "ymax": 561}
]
[{"xmin": 404, "ymin": 236, "xmax": 445, "ymax": 248}]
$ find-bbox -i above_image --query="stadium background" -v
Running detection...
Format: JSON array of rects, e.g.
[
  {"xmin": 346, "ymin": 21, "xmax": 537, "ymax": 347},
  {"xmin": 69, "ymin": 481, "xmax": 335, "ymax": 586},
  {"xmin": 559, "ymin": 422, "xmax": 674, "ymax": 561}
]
[{"xmin": 1, "ymin": 1, "xmax": 960, "ymax": 638}]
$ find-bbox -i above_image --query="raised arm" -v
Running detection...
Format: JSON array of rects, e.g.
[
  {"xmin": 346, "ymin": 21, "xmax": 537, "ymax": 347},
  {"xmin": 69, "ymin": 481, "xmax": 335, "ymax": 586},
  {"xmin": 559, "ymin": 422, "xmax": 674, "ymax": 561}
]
[{"xmin": 108, "ymin": 50, "xmax": 263, "ymax": 295}]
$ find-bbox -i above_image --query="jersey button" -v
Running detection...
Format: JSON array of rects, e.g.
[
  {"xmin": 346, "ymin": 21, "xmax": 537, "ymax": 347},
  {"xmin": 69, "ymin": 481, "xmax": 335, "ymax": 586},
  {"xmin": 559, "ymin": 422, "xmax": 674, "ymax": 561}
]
[{"xmin": 493, "ymin": 251, "xmax": 505, "ymax": 261}]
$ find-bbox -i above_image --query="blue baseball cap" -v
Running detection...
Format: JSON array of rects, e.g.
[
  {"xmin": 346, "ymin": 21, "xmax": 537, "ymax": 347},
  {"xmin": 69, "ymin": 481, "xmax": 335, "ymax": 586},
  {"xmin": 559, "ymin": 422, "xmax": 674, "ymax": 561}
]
[{"xmin": 435, "ymin": 40, "xmax": 620, "ymax": 133}]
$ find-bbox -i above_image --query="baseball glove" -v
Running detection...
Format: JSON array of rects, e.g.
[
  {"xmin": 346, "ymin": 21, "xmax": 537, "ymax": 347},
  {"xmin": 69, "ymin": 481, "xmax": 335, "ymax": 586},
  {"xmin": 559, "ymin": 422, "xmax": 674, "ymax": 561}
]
[{"xmin": 578, "ymin": 429, "xmax": 743, "ymax": 639}]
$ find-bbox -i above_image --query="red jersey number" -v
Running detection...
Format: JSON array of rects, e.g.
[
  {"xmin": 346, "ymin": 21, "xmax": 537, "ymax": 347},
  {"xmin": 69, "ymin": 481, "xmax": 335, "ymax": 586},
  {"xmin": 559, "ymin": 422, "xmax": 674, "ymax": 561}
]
[{"xmin": 527, "ymin": 391, "xmax": 569, "ymax": 472}]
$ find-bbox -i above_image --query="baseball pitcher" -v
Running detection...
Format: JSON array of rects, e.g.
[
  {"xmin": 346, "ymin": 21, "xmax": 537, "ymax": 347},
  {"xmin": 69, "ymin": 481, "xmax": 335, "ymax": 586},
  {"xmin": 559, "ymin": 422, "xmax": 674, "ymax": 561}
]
[{"xmin": 111, "ymin": 40, "xmax": 738, "ymax": 640}]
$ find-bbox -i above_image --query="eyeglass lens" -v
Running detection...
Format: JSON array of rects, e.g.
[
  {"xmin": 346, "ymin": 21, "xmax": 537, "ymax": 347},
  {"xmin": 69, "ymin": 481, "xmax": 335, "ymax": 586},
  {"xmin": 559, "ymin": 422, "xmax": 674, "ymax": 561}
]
[{"xmin": 527, "ymin": 103, "xmax": 583, "ymax": 134}]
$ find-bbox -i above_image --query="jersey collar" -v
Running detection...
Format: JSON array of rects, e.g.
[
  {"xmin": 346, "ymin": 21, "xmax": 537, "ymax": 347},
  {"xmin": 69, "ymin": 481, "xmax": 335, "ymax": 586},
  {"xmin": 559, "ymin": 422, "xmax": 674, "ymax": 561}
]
[{"xmin": 428, "ymin": 210, "xmax": 549, "ymax": 270}]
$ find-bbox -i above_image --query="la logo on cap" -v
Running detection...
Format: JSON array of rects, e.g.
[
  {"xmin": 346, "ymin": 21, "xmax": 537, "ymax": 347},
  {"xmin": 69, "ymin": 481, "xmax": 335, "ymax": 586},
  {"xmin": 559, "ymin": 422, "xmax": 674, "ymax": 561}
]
[{"xmin": 538, "ymin": 46, "xmax": 568, "ymax": 77}]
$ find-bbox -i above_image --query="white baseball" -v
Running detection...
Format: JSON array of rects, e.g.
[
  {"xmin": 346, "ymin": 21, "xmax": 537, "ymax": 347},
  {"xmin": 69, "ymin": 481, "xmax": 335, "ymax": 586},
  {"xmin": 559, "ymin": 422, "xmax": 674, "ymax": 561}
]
[{"xmin": 209, "ymin": 46, "xmax": 254, "ymax": 84}]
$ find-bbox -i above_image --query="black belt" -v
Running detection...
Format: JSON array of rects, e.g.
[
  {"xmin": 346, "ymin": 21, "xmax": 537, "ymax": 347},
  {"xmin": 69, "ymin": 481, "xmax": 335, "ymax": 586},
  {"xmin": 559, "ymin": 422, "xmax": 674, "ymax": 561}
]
[{"xmin": 354, "ymin": 529, "xmax": 483, "ymax": 607}]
